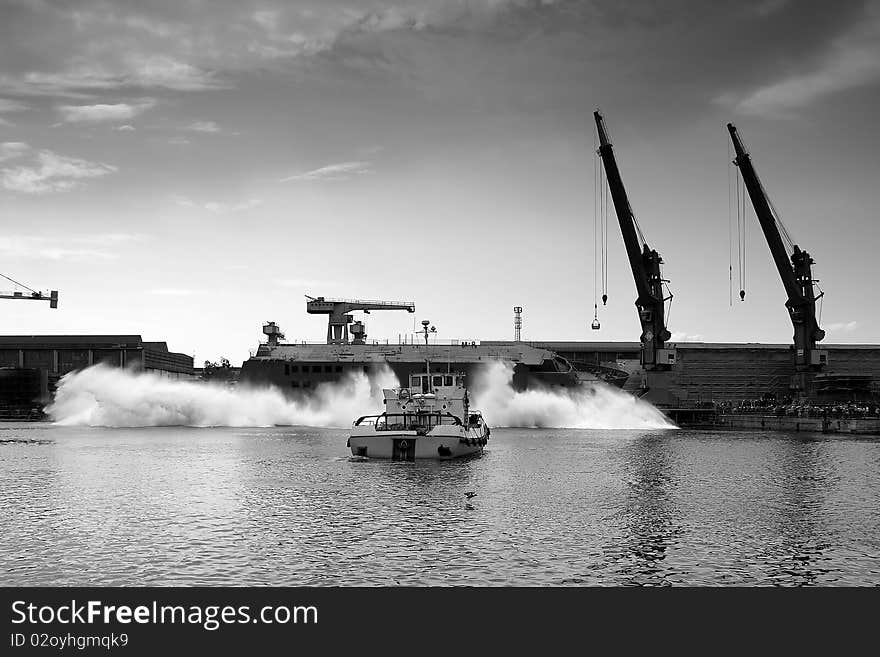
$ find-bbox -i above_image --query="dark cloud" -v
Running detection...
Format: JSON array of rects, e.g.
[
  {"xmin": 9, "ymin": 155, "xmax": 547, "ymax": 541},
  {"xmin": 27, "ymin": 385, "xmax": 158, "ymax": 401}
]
[{"xmin": 0, "ymin": 0, "xmax": 874, "ymax": 123}]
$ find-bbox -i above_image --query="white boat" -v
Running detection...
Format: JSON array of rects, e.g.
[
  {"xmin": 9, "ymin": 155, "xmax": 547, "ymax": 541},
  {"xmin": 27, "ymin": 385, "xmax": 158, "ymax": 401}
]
[{"xmin": 348, "ymin": 367, "xmax": 490, "ymax": 460}]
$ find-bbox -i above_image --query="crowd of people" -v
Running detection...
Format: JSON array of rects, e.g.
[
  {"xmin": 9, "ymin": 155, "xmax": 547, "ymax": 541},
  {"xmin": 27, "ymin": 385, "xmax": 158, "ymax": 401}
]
[{"xmin": 714, "ymin": 398, "xmax": 880, "ymax": 419}]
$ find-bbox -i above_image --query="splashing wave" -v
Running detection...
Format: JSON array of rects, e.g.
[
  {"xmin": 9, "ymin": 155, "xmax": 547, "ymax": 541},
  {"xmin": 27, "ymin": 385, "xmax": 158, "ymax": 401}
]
[
  {"xmin": 47, "ymin": 361, "xmax": 673, "ymax": 430},
  {"xmin": 47, "ymin": 364, "xmax": 397, "ymax": 428},
  {"xmin": 471, "ymin": 361, "xmax": 674, "ymax": 429}
]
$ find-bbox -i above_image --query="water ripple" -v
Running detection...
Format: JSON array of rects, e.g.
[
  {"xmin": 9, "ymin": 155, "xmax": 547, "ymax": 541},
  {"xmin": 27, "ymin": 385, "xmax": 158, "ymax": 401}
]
[{"xmin": 1, "ymin": 425, "xmax": 878, "ymax": 585}]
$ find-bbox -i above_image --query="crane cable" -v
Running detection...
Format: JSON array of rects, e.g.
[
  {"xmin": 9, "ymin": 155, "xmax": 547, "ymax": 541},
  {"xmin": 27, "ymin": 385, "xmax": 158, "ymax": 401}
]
[
  {"xmin": 735, "ymin": 160, "xmax": 747, "ymax": 301},
  {"xmin": 0, "ymin": 272, "xmax": 38, "ymax": 294},
  {"xmin": 737, "ymin": 128, "xmax": 796, "ymax": 254},
  {"xmin": 593, "ymin": 130, "xmax": 600, "ymax": 323},
  {"xmin": 741, "ymin": 165, "xmax": 747, "ymax": 296},
  {"xmin": 728, "ymin": 137, "xmax": 733, "ymax": 306},
  {"xmin": 595, "ymin": 148, "xmax": 608, "ymax": 306},
  {"xmin": 601, "ymin": 155, "xmax": 608, "ymax": 303}
]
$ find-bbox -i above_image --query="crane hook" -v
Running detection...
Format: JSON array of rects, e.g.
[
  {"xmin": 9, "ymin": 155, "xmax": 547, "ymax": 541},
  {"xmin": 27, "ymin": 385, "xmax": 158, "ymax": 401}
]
[
  {"xmin": 601, "ymin": 293, "xmax": 607, "ymax": 306},
  {"xmin": 739, "ymin": 289, "xmax": 745, "ymax": 301},
  {"xmin": 591, "ymin": 303, "xmax": 601, "ymax": 330}
]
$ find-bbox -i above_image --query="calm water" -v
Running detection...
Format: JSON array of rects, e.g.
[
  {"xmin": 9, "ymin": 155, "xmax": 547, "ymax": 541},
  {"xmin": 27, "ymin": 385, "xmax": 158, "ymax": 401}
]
[{"xmin": 2, "ymin": 423, "xmax": 879, "ymax": 586}]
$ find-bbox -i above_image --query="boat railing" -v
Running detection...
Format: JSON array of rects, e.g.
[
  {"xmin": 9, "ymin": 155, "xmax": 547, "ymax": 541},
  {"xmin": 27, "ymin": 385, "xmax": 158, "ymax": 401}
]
[{"xmin": 353, "ymin": 413, "xmax": 463, "ymax": 429}]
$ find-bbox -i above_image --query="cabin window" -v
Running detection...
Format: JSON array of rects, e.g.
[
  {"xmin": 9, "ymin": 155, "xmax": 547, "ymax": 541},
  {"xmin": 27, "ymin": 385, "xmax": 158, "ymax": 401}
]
[
  {"xmin": 363, "ymin": 366, "xmax": 369, "ymax": 373},
  {"xmin": 324, "ymin": 365, "xmax": 332, "ymax": 373},
  {"xmin": 433, "ymin": 376, "xmax": 443, "ymax": 387},
  {"xmin": 444, "ymin": 375, "xmax": 453, "ymax": 386},
  {"xmin": 284, "ymin": 364, "xmax": 290, "ymax": 375},
  {"xmin": 335, "ymin": 365, "xmax": 343, "ymax": 373},
  {"xmin": 291, "ymin": 381, "xmax": 299, "ymax": 388},
  {"xmin": 411, "ymin": 376, "xmax": 421, "ymax": 388},
  {"xmin": 291, "ymin": 365, "xmax": 299, "ymax": 373},
  {"xmin": 312, "ymin": 365, "xmax": 321, "ymax": 373}
]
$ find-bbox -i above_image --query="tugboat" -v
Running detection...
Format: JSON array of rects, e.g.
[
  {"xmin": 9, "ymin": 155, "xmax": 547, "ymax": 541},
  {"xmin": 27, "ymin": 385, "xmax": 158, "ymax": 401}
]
[{"xmin": 348, "ymin": 364, "xmax": 490, "ymax": 461}]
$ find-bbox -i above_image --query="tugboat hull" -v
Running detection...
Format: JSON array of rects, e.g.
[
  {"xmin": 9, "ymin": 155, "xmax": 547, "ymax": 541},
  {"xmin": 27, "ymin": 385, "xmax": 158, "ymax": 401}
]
[{"xmin": 348, "ymin": 427, "xmax": 488, "ymax": 461}]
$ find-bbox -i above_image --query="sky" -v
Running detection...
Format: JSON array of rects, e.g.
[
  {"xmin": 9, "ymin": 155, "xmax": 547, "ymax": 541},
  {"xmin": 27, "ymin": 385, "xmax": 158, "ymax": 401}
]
[{"xmin": 0, "ymin": 0, "xmax": 878, "ymax": 365}]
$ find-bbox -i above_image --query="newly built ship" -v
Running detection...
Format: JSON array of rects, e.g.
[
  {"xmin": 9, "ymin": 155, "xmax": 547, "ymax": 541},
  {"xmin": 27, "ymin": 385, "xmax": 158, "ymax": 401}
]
[{"xmin": 238, "ymin": 297, "xmax": 579, "ymax": 394}]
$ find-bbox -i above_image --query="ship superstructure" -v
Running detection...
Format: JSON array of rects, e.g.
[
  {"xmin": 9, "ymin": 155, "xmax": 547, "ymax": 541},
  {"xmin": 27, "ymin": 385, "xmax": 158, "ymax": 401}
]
[{"xmin": 238, "ymin": 296, "xmax": 579, "ymax": 394}]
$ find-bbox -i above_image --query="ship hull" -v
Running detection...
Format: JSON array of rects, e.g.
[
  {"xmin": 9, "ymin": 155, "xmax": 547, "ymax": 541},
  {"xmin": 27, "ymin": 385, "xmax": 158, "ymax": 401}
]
[{"xmin": 239, "ymin": 342, "xmax": 578, "ymax": 395}]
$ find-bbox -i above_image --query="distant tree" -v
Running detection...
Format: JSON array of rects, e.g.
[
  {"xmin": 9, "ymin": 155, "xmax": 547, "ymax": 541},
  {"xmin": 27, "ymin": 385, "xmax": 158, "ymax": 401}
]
[{"xmin": 201, "ymin": 357, "xmax": 234, "ymax": 382}]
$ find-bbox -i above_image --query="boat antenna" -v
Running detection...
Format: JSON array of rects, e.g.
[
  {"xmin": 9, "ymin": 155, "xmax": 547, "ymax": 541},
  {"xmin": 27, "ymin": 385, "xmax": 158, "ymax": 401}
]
[{"xmin": 419, "ymin": 319, "xmax": 435, "ymax": 346}]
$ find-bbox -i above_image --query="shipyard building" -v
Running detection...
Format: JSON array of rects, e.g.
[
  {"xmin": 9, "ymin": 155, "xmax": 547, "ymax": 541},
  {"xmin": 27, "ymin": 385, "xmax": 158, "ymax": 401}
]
[
  {"xmin": 486, "ymin": 341, "xmax": 879, "ymax": 405},
  {"xmin": 0, "ymin": 335, "xmax": 193, "ymax": 418}
]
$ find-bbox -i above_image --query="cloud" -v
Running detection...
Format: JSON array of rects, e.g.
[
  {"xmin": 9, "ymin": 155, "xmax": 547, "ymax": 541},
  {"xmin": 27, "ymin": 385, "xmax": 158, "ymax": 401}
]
[
  {"xmin": 0, "ymin": 99, "xmax": 29, "ymax": 113},
  {"xmin": 733, "ymin": 53, "xmax": 880, "ymax": 118},
  {"xmin": 281, "ymin": 160, "xmax": 372, "ymax": 182},
  {"xmin": 0, "ymin": 57, "xmax": 228, "ymax": 97},
  {"xmin": 0, "ymin": 142, "xmax": 30, "ymax": 162},
  {"xmin": 0, "ymin": 99, "xmax": 29, "ymax": 124},
  {"xmin": 0, "ymin": 237, "xmax": 108, "ymax": 261},
  {"xmin": 0, "ymin": 233, "xmax": 145, "ymax": 261},
  {"xmin": 0, "ymin": 98, "xmax": 28, "ymax": 126},
  {"xmin": 1, "ymin": 148, "xmax": 117, "ymax": 194},
  {"xmin": 71, "ymin": 233, "xmax": 147, "ymax": 246},
  {"xmin": 824, "ymin": 321, "xmax": 858, "ymax": 332},
  {"xmin": 187, "ymin": 120, "xmax": 221, "ymax": 133},
  {"xmin": 669, "ymin": 332, "xmax": 705, "ymax": 342},
  {"xmin": 149, "ymin": 288, "xmax": 196, "ymax": 296},
  {"xmin": 276, "ymin": 278, "xmax": 335, "ymax": 288},
  {"xmin": 718, "ymin": 8, "xmax": 880, "ymax": 117},
  {"xmin": 175, "ymin": 197, "xmax": 262, "ymax": 213},
  {"xmin": 56, "ymin": 99, "xmax": 156, "ymax": 123},
  {"xmin": 0, "ymin": 1, "xmax": 564, "ymax": 101},
  {"xmin": 115, "ymin": 124, "xmax": 136, "ymax": 131}
]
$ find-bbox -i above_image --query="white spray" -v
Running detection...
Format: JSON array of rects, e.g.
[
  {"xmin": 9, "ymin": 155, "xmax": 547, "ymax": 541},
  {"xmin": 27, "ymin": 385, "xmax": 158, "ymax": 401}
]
[
  {"xmin": 47, "ymin": 361, "xmax": 673, "ymax": 430},
  {"xmin": 47, "ymin": 364, "xmax": 398, "ymax": 428},
  {"xmin": 470, "ymin": 361, "xmax": 674, "ymax": 429}
]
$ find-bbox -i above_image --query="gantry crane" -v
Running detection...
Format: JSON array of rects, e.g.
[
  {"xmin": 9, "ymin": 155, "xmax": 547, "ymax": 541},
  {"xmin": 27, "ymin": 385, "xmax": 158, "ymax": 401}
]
[
  {"xmin": 305, "ymin": 295, "xmax": 415, "ymax": 345},
  {"xmin": 727, "ymin": 123, "xmax": 826, "ymax": 373},
  {"xmin": 594, "ymin": 110, "xmax": 674, "ymax": 370}
]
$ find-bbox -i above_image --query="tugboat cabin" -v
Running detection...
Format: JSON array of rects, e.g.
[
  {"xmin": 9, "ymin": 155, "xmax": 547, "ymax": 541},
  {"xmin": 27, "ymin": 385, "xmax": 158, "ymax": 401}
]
[{"xmin": 409, "ymin": 372, "xmax": 460, "ymax": 394}]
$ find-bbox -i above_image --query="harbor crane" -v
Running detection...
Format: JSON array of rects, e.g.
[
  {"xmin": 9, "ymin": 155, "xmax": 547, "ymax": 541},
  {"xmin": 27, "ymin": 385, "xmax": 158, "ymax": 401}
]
[
  {"xmin": 727, "ymin": 123, "xmax": 826, "ymax": 374},
  {"xmin": 594, "ymin": 110, "xmax": 674, "ymax": 371},
  {"xmin": 0, "ymin": 273, "xmax": 58, "ymax": 308},
  {"xmin": 305, "ymin": 295, "xmax": 415, "ymax": 345}
]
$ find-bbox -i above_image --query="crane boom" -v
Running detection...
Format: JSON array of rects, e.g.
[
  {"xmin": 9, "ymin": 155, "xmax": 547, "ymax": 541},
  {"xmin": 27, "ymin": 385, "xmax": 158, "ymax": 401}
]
[
  {"xmin": 726, "ymin": 123, "xmax": 825, "ymax": 371},
  {"xmin": 305, "ymin": 295, "xmax": 415, "ymax": 344},
  {"xmin": 0, "ymin": 290, "xmax": 58, "ymax": 308},
  {"xmin": 594, "ymin": 111, "xmax": 672, "ymax": 370}
]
